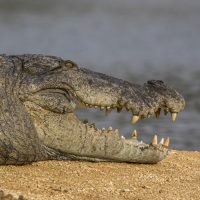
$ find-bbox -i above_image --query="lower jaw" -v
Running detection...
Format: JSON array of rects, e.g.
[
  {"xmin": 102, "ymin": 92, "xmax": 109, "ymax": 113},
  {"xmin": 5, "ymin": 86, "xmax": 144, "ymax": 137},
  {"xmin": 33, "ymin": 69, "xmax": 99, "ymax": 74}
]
[{"xmin": 61, "ymin": 145, "xmax": 168, "ymax": 164}]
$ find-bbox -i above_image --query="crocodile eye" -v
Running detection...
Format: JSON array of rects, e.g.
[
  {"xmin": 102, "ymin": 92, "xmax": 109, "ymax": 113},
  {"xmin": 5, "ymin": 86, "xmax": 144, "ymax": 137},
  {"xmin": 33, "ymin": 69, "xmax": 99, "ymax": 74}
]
[
  {"xmin": 64, "ymin": 60, "xmax": 78, "ymax": 68},
  {"xmin": 27, "ymin": 89, "xmax": 76, "ymax": 113}
]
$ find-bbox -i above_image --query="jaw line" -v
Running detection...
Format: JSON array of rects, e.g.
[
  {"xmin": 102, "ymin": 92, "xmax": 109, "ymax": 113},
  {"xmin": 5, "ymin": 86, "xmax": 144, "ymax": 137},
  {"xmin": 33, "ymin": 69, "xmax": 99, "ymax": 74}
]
[{"xmin": 74, "ymin": 102, "xmax": 170, "ymax": 149}]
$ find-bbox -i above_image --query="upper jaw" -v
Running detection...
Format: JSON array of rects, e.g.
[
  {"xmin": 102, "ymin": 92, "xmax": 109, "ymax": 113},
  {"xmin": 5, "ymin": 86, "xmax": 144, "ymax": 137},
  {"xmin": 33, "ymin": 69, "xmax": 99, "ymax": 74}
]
[
  {"xmin": 72, "ymin": 68, "xmax": 185, "ymax": 119},
  {"xmin": 75, "ymin": 79, "xmax": 185, "ymax": 124}
]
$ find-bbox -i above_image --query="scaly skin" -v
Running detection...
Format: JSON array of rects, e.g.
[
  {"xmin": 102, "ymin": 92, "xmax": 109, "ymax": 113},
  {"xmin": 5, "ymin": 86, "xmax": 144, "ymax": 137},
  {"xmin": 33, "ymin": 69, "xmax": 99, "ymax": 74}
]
[{"xmin": 0, "ymin": 54, "xmax": 185, "ymax": 165}]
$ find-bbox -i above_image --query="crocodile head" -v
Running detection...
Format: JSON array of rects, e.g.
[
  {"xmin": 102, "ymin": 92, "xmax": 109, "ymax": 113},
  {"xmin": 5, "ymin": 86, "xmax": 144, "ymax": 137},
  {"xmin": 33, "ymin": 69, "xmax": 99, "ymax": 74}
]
[{"xmin": 18, "ymin": 55, "xmax": 185, "ymax": 164}]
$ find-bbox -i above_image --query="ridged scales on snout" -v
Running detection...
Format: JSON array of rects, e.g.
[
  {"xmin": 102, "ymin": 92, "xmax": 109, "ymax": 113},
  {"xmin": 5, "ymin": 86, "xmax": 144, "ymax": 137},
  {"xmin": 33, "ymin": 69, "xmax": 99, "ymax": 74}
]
[{"xmin": 0, "ymin": 54, "xmax": 185, "ymax": 165}]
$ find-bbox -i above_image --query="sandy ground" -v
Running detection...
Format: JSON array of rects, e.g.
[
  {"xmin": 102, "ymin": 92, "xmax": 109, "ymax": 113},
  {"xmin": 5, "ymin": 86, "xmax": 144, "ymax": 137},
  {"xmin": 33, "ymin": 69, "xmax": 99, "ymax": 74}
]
[{"xmin": 0, "ymin": 150, "xmax": 200, "ymax": 200}]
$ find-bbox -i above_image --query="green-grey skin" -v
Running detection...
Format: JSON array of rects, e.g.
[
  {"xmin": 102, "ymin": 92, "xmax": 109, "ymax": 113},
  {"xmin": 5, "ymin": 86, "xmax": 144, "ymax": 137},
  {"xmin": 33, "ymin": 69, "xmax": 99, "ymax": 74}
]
[{"xmin": 0, "ymin": 54, "xmax": 185, "ymax": 165}]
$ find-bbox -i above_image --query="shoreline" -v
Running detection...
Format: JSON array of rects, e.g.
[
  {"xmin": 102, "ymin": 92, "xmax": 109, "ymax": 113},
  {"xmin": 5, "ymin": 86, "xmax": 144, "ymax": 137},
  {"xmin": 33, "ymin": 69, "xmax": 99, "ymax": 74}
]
[{"xmin": 0, "ymin": 150, "xmax": 200, "ymax": 200}]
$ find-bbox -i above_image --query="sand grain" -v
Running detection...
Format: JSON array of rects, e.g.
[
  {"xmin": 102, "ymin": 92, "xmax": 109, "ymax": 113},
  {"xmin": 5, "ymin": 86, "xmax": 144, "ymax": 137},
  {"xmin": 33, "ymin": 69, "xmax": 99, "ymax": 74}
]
[{"xmin": 0, "ymin": 150, "xmax": 200, "ymax": 200}]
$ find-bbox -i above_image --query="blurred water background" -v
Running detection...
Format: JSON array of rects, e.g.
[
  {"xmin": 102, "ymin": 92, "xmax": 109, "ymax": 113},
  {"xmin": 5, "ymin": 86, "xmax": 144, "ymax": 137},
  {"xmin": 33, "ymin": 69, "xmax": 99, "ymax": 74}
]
[{"xmin": 0, "ymin": 0, "xmax": 199, "ymax": 150}]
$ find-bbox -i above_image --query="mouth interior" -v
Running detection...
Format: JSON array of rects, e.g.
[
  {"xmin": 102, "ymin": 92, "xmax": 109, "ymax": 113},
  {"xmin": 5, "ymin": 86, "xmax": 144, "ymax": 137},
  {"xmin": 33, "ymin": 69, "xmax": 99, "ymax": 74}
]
[{"xmin": 75, "ymin": 101, "xmax": 174, "ymax": 149}]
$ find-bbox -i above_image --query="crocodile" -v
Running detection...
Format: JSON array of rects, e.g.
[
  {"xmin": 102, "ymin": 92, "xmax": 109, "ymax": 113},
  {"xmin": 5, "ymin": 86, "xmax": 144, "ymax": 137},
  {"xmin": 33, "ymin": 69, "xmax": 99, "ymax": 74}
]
[{"xmin": 0, "ymin": 54, "xmax": 185, "ymax": 165}]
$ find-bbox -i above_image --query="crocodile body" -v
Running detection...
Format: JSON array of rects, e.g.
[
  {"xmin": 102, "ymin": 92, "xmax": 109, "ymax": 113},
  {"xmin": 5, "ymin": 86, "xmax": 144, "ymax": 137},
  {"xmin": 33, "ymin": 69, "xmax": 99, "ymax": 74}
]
[{"xmin": 0, "ymin": 54, "xmax": 185, "ymax": 165}]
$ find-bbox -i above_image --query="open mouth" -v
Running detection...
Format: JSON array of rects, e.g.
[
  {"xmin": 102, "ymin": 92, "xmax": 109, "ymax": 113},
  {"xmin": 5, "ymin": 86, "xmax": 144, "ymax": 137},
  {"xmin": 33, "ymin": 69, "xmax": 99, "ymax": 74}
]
[
  {"xmin": 76, "ymin": 100, "xmax": 175, "ymax": 150},
  {"xmin": 24, "ymin": 80, "xmax": 185, "ymax": 164}
]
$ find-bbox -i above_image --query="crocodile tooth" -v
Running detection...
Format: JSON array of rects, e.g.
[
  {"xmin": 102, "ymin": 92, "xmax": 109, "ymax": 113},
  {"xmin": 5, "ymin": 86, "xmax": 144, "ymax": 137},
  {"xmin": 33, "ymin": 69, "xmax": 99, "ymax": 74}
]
[
  {"xmin": 155, "ymin": 108, "xmax": 161, "ymax": 118},
  {"xmin": 85, "ymin": 103, "xmax": 89, "ymax": 107},
  {"xmin": 102, "ymin": 128, "xmax": 106, "ymax": 131},
  {"xmin": 117, "ymin": 107, "xmax": 123, "ymax": 112},
  {"xmin": 121, "ymin": 136, "xmax": 125, "ymax": 140},
  {"xmin": 131, "ymin": 130, "xmax": 137, "ymax": 139},
  {"xmin": 107, "ymin": 106, "xmax": 111, "ymax": 109},
  {"xmin": 163, "ymin": 137, "xmax": 170, "ymax": 147},
  {"xmin": 108, "ymin": 126, "xmax": 113, "ymax": 131},
  {"xmin": 100, "ymin": 106, "xmax": 105, "ymax": 110},
  {"xmin": 171, "ymin": 113, "xmax": 177, "ymax": 122},
  {"xmin": 151, "ymin": 135, "xmax": 158, "ymax": 146},
  {"xmin": 114, "ymin": 129, "xmax": 119, "ymax": 135},
  {"xmin": 159, "ymin": 138, "xmax": 164, "ymax": 145},
  {"xmin": 94, "ymin": 106, "xmax": 98, "ymax": 109},
  {"xmin": 131, "ymin": 115, "xmax": 139, "ymax": 124}
]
